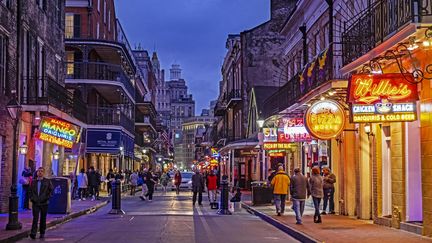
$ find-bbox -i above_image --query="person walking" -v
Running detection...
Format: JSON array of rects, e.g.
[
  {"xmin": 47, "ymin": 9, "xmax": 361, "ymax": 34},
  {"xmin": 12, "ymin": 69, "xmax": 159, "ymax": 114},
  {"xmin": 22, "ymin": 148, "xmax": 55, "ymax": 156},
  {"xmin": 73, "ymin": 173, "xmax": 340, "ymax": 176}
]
[
  {"xmin": 290, "ymin": 168, "xmax": 309, "ymax": 225},
  {"xmin": 145, "ymin": 169, "xmax": 157, "ymax": 201},
  {"xmin": 309, "ymin": 166, "xmax": 324, "ymax": 223},
  {"xmin": 322, "ymin": 167, "xmax": 336, "ymax": 215},
  {"xmin": 160, "ymin": 172, "xmax": 169, "ymax": 193},
  {"xmin": 207, "ymin": 170, "xmax": 218, "ymax": 204},
  {"xmin": 21, "ymin": 166, "xmax": 33, "ymax": 210},
  {"xmin": 271, "ymin": 165, "xmax": 290, "ymax": 216},
  {"xmin": 77, "ymin": 168, "xmax": 88, "ymax": 201},
  {"xmin": 28, "ymin": 167, "xmax": 53, "ymax": 239},
  {"xmin": 192, "ymin": 170, "xmax": 204, "ymax": 206},
  {"xmin": 139, "ymin": 169, "xmax": 148, "ymax": 201},
  {"xmin": 106, "ymin": 169, "xmax": 115, "ymax": 196},
  {"xmin": 174, "ymin": 170, "xmax": 182, "ymax": 195},
  {"xmin": 87, "ymin": 166, "xmax": 99, "ymax": 201},
  {"xmin": 130, "ymin": 171, "xmax": 138, "ymax": 196}
]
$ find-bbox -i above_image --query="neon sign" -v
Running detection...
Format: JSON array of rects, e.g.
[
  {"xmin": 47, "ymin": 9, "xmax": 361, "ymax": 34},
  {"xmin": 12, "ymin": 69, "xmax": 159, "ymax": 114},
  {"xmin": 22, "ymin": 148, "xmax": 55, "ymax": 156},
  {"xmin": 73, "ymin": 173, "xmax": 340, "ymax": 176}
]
[
  {"xmin": 263, "ymin": 143, "xmax": 294, "ymax": 150},
  {"xmin": 263, "ymin": 128, "xmax": 278, "ymax": 142},
  {"xmin": 348, "ymin": 74, "xmax": 419, "ymax": 123},
  {"xmin": 304, "ymin": 100, "xmax": 346, "ymax": 140},
  {"xmin": 36, "ymin": 117, "xmax": 81, "ymax": 148},
  {"xmin": 277, "ymin": 117, "xmax": 311, "ymax": 142}
]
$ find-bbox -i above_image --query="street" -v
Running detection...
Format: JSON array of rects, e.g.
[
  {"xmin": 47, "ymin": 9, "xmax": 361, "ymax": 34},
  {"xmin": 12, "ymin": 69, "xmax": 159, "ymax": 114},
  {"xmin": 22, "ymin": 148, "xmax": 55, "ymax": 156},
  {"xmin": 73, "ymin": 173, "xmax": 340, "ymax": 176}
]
[{"xmin": 18, "ymin": 191, "xmax": 298, "ymax": 243}]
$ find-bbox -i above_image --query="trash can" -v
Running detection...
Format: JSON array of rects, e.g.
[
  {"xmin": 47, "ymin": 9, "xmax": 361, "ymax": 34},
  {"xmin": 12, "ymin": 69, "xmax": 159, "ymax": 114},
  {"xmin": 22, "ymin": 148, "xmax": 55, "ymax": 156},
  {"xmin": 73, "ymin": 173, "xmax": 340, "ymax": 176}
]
[
  {"xmin": 251, "ymin": 181, "xmax": 273, "ymax": 206},
  {"xmin": 48, "ymin": 177, "xmax": 71, "ymax": 214}
]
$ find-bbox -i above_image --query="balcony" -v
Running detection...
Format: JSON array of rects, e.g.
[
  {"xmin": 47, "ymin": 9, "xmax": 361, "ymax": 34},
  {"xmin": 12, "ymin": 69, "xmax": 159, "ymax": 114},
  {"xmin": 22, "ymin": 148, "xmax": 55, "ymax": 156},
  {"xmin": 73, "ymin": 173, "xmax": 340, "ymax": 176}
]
[
  {"xmin": 214, "ymin": 99, "xmax": 227, "ymax": 116},
  {"xmin": 65, "ymin": 62, "xmax": 135, "ymax": 99},
  {"xmin": 226, "ymin": 89, "xmax": 241, "ymax": 108},
  {"xmin": 21, "ymin": 76, "xmax": 87, "ymax": 122},
  {"xmin": 262, "ymin": 75, "xmax": 300, "ymax": 118},
  {"xmin": 135, "ymin": 115, "xmax": 157, "ymax": 132},
  {"xmin": 342, "ymin": 0, "xmax": 432, "ymax": 66},
  {"xmin": 87, "ymin": 106, "xmax": 135, "ymax": 134}
]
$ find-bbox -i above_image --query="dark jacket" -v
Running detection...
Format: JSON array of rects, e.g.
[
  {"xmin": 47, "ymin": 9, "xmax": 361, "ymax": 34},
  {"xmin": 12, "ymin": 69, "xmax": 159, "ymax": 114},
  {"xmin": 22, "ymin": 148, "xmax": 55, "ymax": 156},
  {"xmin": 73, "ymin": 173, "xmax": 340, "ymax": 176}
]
[
  {"xmin": 290, "ymin": 173, "xmax": 309, "ymax": 200},
  {"xmin": 309, "ymin": 174, "xmax": 324, "ymax": 198},
  {"xmin": 29, "ymin": 178, "xmax": 53, "ymax": 206},
  {"xmin": 192, "ymin": 173, "xmax": 204, "ymax": 193},
  {"xmin": 87, "ymin": 171, "xmax": 101, "ymax": 186},
  {"xmin": 146, "ymin": 172, "xmax": 156, "ymax": 186},
  {"xmin": 323, "ymin": 173, "xmax": 336, "ymax": 189}
]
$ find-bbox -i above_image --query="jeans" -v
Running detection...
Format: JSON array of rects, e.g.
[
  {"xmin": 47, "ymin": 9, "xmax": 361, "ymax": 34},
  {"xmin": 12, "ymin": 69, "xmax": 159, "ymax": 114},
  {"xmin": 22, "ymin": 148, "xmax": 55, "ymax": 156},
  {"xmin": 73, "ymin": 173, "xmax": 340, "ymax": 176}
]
[
  {"xmin": 209, "ymin": 190, "xmax": 217, "ymax": 202},
  {"xmin": 323, "ymin": 188, "xmax": 335, "ymax": 212},
  {"xmin": 274, "ymin": 194, "xmax": 287, "ymax": 213},
  {"xmin": 145, "ymin": 184, "xmax": 154, "ymax": 200},
  {"xmin": 141, "ymin": 184, "xmax": 148, "ymax": 197},
  {"xmin": 22, "ymin": 185, "xmax": 30, "ymax": 209},
  {"xmin": 31, "ymin": 204, "xmax": 48, "ymax": 236},
  {"xmin": 312, "ymin": 196, "xmax": 322, "ymax": 218},
  {"xmin": 292, "ymin": 199, "xmax": 305, "ymax": 223},
  {"xmin": 78, "ymin": 188, "xmax": 86, "ymax": 199},
  {"xmin": 193, "ymin": 191, "xmax": 203, "ymax": 205}
]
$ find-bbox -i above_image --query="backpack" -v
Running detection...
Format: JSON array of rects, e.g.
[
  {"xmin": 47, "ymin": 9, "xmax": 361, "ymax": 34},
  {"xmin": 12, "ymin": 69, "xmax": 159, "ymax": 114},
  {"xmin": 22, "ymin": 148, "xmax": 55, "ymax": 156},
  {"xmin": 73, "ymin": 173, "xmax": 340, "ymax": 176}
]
[{"xmin": 137, "ymin": 177, "xmax": 144, "ymax": 186}]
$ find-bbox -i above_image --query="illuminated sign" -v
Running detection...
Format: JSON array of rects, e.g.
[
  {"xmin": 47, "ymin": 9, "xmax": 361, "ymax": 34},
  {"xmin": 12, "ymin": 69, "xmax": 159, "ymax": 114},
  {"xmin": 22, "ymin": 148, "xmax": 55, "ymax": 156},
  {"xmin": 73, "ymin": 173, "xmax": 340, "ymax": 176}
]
[
  {"xmin": 263, "ymin": 128, "xmax": 278, "ymax": 142},
  {"xmin": 263, "ymin": 143, "xmax": 294, "ymax": 150},
  {"xmin": 277, "ymin": 117, "xmax": 312, "ymax": 142},
  {"xmin": 304, "ymin": 100, "xmax": 346, "ymax": 140},
  {"xmin": 269, "ymin": 152, "xmax": 286, "ymax": 157},
  {"xmin": 348, "ymin": 74, "xmax": 419, "ymax": 123},
  {"xmin": 37, "ymin": 117, "xmax": 81, "ymax": 149},
  {"xmin": 211, "ymin": 148, "xmax": 220, "ymax": 158}
]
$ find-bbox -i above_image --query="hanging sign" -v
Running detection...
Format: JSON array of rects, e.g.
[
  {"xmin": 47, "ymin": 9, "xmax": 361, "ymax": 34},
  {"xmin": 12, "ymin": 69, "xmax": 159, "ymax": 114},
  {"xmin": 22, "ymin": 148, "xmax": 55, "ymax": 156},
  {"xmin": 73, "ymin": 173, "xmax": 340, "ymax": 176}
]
[
  {"xmin": 263, "ymin": 143, "xmax": 294, "ymax": 150},
  {"xmin": 36, "ymin": 117, "xmax": 81, "ymax": 149},
  {"xmin": 304, "ymin": 100, "xmax": 346, "ymax": 140},
  {"xmin": 263, "ymin": 128, "xmax": 278, "ymax": 142},
  {"xmin": 347, "ymin": 74, "xmax": 418, "ymax": 123},
  {"xmin": 277, "ymin": 117, "xmax": 312, "ymax": 142}
]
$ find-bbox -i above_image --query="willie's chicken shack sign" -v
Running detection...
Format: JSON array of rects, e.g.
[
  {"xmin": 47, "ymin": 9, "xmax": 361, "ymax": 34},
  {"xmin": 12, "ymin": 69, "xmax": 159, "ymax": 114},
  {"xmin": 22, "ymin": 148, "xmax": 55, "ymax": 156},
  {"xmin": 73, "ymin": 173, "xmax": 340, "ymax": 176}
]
[{"xmin": 347, "ymin": 74, "xmax": 419, "ymax": 123}]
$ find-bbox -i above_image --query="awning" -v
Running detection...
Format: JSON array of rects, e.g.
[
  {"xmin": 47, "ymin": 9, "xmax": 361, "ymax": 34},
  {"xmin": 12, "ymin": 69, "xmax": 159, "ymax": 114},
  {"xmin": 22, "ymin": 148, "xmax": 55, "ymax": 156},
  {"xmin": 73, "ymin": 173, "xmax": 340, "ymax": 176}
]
[{"xmin": 219, "ymin": 138, "xmax": 258, "ymax": 154}]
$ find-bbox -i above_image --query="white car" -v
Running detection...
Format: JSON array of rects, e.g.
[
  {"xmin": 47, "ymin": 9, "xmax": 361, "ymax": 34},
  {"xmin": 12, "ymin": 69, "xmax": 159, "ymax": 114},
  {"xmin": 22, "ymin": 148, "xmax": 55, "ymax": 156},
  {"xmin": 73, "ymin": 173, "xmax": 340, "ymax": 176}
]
[{"xmin": 171, "ymin": 172, "xmax": 194, "ymax": 191}]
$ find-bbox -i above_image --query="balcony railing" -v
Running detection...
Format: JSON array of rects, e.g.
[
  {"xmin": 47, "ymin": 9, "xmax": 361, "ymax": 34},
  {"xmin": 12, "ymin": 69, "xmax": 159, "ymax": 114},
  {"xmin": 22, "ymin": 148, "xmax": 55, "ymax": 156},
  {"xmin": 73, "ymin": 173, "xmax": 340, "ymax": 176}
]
[
  {"xmin": 21, "ymin": 76, "xmax": 87, "ymax": 121},
  {"xmin": 136, "ymin": 115, "xmax": 157, "ymax": 129},
  {"xmin": 87, "ymin": 106, "xmax": 135, "ymax": 134},
  {"xmin": 65, "ymin": 62, "xmax": 135, "ymax": 97},
  {"xmin": 342, "ymin": 0, "xmax": 432, "ymax": 66},
  {"xmin": 263, "ymin": 75, "xmax": 300, "ymax": 118},
  {"xmin": 227, "ymin": 89, "xmax": 241, "ymax": 106}
]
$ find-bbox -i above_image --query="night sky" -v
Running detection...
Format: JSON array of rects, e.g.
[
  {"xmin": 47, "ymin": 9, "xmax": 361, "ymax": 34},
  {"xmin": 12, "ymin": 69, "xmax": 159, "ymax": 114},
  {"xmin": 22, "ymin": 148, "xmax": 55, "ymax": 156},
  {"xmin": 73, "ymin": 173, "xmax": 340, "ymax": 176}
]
[{"xmin": 115, "ymin": 0, "xmax": 269, "ymax": 113}]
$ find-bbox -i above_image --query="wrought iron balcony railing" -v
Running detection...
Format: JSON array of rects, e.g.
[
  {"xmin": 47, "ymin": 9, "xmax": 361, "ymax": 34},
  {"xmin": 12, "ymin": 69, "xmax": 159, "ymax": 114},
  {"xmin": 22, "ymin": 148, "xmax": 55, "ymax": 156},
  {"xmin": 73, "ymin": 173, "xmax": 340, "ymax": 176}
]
[
  {"xmin": 65, "ymin": 62, "xmax": 135, "ymax": 97},
  {"xmin": 135, "ymin": 115, "xmax": 157, "ymax": 129},
  {"xmin": 87, "ymin": 106, "xmax": 135, "ymax": 134},
  {"xmin": 21, "ymin": 76, "xmax": 87, "ymax": 121},
  {"xmin": 342, "ymin": 0, "xmax": 432, "ymax": 66},
  {"xmin": 263, "ymin": 74, "xmax": 300, "ymax": 118},
  {"xmin": 227, "ymin": 89, "xmax": 241, "ymax": 105}
]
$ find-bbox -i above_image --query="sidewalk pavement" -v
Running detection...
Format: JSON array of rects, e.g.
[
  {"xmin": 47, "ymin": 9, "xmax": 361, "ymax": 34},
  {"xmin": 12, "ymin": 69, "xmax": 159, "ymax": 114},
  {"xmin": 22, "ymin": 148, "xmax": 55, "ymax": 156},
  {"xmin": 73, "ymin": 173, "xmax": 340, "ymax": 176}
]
[
  {"xmin": 241, "ymin": 198, "xmax": 432, "ymax": 243},
  {"xmin": 0, "ymin": 198, "xmax": 109, "ymax": 242}
]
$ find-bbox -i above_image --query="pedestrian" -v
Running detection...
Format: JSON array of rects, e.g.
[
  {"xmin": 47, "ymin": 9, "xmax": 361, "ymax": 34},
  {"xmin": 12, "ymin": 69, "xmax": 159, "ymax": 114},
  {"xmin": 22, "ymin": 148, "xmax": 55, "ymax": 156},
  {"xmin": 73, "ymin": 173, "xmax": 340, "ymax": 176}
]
[
  {"xmin": 21, "ymin": 165, "xmax": 33, "ymax": 210},
  {"xmin": 267, "ymin": 168, "xmax": 276, "ymax": 185},
  {"xmin": 130, "ymin": 170, "xmax": 138, "ymax": 196},
  {"xmin": 69, "ymin": 172, "xmax": 77, "ymax": 200},
  {"xmin": 174, "ymin": 170, "xmax": 182, "ymax": 195},
  {"xmin": 271, "ymin": 165, "xmax": 290, "ymax": 216},
  {"xmin": 160, "ymin": 172, "xmax": 169, "ymax": 193},
  {"xmin": 94, "ymin": 169, "xmax": 102, "ymax": 200},
  {"xmin": 106, "ymin": 169, "xmax": 115, "ymax": 196},
  {"xmin": 322, "ymin": 167, "xmax": 336, "ymax": 215},
  {"xmin": 290, "ymin": 168, "xmax": 309, "ymax": 225},
  {"xmin": 139, "ymin": 169, "xmax": 148, "ymax": 201},
  {"xmin": 207, "ymin": 170, "xmax": 218, "ymax": 204},
  {"xmin": 87, "ymin": 166, "xmax": 99, "ymax": 201},
  {"xmin": 192, "ymin": 170, "xmax": 204, "ymax": 206},
  {"xmin": 309, "ymin": 166, "xmax": 324, "ymax": 223},
  {"xmin": 77, "ymin": 168, "xmax": 88, "ymax": 201},
  {"xmin": 28, "ymin": 167, "xmax": 53, "ymax": 239},
  {"xmin": 145, "ymin": 169, "xmax": 157, "ymax": 201}
]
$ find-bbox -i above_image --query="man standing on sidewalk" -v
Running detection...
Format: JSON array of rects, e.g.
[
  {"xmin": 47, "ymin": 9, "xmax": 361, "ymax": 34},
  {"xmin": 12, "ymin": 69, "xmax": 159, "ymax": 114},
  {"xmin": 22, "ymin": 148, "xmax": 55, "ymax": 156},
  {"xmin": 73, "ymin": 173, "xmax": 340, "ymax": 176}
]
[
  {"xmin": 192, "ymin": 170, "xmax": 204, "ymax": 206},
  {"xmin": 29, "ymin": 167, "xmax": 53, "ymax": 239},
  {"xmin": 290, "ymin": 168, "xmax": 309, "ymax": 224},
  {"xmin": 322, "ymin": 167, "xmax": 336, "ymax": 215},
  {"xmin": 271, "ymin": 166, "xmax": 290, "ymax": 216}
]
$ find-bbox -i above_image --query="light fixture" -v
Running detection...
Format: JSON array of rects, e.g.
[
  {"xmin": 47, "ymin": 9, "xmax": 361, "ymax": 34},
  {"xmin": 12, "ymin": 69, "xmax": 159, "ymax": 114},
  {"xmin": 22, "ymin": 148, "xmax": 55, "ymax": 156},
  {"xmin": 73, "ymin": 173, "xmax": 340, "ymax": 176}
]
[
  {"xmin": 53, "ymin": 150, "xmax": 60, "ymax": 160},
  {"xmin": 256, "ymin": 119, "xmax": 265, "ymax": 128},
  {"xmin": 303, "ymin": 142, "xmax": 310, "ymax": 154},
  {"xmin": 142, "ymin": 149, "xmax": 147, "ymax": 154},
  {"xmin": 158, "ymin": 157, "xmax": 162, "ymax": 162},
  {"xmin": 328, "ymin": 91, "xmax": 335, "ymax": 96},
  {"xmin": 364, "ymin": 123, "xmax": 374, "ymax": 136},
  {"xmin": 370, "ymin": 69, "xmax": 382, "ymax": 74},
  {"xmin": 407, "ymin": 36, "xmax": 418, "ymax": 51},
  {"xmin": 310, "ymin": 140, "xmax": 318, "ymax": 153},
  {"xmin": 6, "ymin": 98, "xmax": 21, "ymax": 120},
  {"xmin": 19, "ymin": 142, "xmax": 28, "ymax": 155},
  {"xmin": 35, "ymin": 111, "xmax": 41, "ymax": 120},
  {"xmin": 320, "ymin": 96, "xmax": 326, "ymax": 101},
  {"xmin": 423, "ymin": 27, "xmax": 432, "ymax": 47},
  {"xmin": 119, "ymin": 145, "xmax": 124, "ymax": 152}
]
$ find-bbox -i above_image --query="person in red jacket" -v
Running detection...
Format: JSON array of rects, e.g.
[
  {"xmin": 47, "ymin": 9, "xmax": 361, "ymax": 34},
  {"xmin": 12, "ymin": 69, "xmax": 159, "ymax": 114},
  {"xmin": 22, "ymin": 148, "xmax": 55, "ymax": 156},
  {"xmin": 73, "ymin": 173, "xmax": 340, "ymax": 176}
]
[
  {"xmin": 174, "ymin": 170, "xmax": 182, "ymax": 195},
  {"xmin": 207, "ymin": 170, "xmax": 218, "ymax": 203}
]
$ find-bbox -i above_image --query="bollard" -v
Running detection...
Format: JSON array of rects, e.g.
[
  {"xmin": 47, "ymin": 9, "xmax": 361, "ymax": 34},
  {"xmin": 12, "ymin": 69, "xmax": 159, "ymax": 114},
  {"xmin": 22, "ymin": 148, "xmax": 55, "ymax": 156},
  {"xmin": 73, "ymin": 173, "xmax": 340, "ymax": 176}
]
[
  {"xmin": 109, "ymin": 179, "xmax": 125, "ymax": 214},
  {"xmin": 217, "ymin": 180, "xmax": 232, "ymax": 215}
]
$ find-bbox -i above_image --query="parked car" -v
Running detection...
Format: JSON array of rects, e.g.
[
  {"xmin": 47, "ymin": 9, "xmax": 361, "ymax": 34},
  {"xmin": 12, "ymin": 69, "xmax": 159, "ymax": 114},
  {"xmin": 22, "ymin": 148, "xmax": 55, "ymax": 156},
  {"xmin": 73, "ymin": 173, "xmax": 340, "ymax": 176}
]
[{"xmin": 171, "ymin": 172, "xmax": 194, "ymax": 191}]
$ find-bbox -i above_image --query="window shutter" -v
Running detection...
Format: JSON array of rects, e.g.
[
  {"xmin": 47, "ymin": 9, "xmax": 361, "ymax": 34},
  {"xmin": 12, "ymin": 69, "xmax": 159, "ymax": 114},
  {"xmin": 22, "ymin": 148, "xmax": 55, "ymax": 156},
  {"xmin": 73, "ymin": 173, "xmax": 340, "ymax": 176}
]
[{"xmin": 73, "ymin": 14, "xmax": 81, "ymax": 38}]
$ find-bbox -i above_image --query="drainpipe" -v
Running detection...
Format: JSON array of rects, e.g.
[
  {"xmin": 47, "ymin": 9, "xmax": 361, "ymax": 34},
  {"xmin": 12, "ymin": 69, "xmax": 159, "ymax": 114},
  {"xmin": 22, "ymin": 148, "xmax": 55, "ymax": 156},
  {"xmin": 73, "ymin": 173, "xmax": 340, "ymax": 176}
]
[{"xmin": 326, "ymin": 0, "xmax": 334, "ymax": 78}]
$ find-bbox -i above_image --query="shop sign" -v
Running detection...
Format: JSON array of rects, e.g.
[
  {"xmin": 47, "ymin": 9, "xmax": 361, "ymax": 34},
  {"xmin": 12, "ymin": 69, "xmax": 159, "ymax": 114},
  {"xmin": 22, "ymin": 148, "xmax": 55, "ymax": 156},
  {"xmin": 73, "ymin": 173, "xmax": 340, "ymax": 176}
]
[
  {"xmin": 86, "ymin": 129, "xmax": 121, "ymax": 153},
  {"xmin": 239, "ymin": 150, "xmax": 259, "ymax": 156},
  {"xmin": 263, "ymin": 143, "xmax": 293, "ymax": 150},
  {"xmin": 347, "ymin": 74, "xmax": 418, "ymax": 123},
  {"xmin": 263, "ymin": 128, "xmax": 278, "ymax": 142},
  {"xmin": 304, "ymin": 100, "xmax": 346, "ymax": 140},
  {"xmin": 277, "ymin": 117, "xmax": 312, "ymax": 142},
  {"xmin": 211, "ymin": 148, "xmax": 220, "ymax": 158},
  {"xmin": 269, "ymin": 152, "xmax": 286, "ymax": 157},
  {"xmin": 36, "ymin": 117, "xmax": 81, "ymax": 149}
]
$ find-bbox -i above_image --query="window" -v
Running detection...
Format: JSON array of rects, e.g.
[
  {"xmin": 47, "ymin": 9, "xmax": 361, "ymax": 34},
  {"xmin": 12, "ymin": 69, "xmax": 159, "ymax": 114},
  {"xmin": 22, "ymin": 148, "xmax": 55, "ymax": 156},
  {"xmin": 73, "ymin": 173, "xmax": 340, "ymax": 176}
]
[
  {"xmin": 66, "ymin": 51, "xmax": 74, "ymax": 76},
  {"xmin": 65, "ymin": 14, "xmax": 74, "ymax": 38},
  {"xmin": 1, "ymin": 0, "xmax": 11, "ymax": 8},
  {"xmin": 96, "ymin": 22, "xmax": 100, "ymax": 39},
  {"xmin": 108, "ymin": 10, "xmax": 111, "ymax": 32},
  {"xmin": 0, "ymin": 35, "xmax": 6, "ymax": 95}
]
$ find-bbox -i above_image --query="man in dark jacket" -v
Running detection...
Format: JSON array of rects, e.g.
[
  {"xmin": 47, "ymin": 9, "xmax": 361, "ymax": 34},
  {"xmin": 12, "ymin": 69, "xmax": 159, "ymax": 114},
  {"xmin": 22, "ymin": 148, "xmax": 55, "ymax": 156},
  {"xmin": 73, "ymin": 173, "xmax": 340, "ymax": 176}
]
[
  {"xmin": 322, "ymin": 167, "xmax": 336, "ymax": 215},
  {"xmin": 87, "ymin": 166, "xmax": 100, "ymax": 200},
  {"xmin": 290, "ymin": 168, "xmax": 309, "ymax": 225},
  {"xmin": 192, "ymin": 170, "xmax": 204, "ymax": 206},
  {"xmin": 29, "ymin": 167, "xmax": 53, "ymax": 239}
]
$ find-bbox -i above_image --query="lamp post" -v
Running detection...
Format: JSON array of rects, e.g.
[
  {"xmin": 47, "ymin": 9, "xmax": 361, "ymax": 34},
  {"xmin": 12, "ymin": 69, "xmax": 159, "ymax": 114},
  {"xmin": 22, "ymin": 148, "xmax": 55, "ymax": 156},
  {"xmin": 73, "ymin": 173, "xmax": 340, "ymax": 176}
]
[
  {"xmin": 257, "ymin": 119, "xmax": 265, "ymax": 181},
  {"xmin": 5, "ymin": 97, "xmax": 22, "ymax": 230}
]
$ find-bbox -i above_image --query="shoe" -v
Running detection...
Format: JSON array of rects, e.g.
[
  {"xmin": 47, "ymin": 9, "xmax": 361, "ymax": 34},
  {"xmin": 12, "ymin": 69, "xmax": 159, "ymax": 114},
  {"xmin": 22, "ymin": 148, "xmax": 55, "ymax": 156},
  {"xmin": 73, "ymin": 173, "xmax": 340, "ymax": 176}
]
[
  {"xmin": 29, "ymin": 234, "xmax": 36, "ymax": 239},
  {"xmin": 295, "ymin": 222, "xmax": 302, "ymax": 225},
  {"xmin": 139, "ymin": 196, "xmax": 146, "ymax": 201},
  {"xmin": 78, "ymin": 199, "xmax": 82, "ymax": 201},
  {"xmin": 40, "ymin": 234, "xmax": 45, "ymax": 239},
  {"xmin": 83, "ymin": 198, "xmax": 86, "ymax": 201},
  {"xmin": 277, "ymin": 212, "xmax": 281, "ymax": 216},
  {"xmin": 321, "ymin": 211, "xmax": 327, "ymax": 215},
  {"xmin": 329, "ymin": 211, "xmax": 336, "ymax": 214}
]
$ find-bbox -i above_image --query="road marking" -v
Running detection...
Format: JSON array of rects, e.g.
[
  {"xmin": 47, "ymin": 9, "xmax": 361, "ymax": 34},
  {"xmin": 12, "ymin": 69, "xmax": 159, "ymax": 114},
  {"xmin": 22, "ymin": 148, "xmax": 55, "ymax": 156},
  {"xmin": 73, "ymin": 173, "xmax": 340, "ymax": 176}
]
[{"xmin": 129, "ymin": 216, "xmax": 134, "ymax": 221}]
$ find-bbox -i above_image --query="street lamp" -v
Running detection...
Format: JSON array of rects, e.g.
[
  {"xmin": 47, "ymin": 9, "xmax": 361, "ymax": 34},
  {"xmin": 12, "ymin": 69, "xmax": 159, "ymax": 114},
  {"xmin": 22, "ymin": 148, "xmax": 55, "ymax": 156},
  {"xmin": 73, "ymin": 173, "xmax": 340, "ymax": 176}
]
[
  {"xmin": 256, "ymin": 119, "xmax": 265, "ymax": 181},
  {"xmin": 53, "ymin": 150, "xmax": 60, "ymax": 160},
  {"xmin": 256, "ymin": 119, "xmax": 265, "ymax": 129},
  {"xmin": 5, "ymin": 97, "xmax": 22, "ymax": 230},
  {"xmin": 19, "ymin": 142, "xmax": 28, "ymax": 155}
]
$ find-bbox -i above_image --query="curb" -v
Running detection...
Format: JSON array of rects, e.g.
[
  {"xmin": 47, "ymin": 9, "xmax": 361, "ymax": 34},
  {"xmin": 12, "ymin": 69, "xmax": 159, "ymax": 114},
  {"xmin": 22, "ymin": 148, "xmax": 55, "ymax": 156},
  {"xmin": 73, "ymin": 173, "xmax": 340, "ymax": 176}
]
[
  {"xmin": 241, "ymin": 202, "xmax": 320, "ymax": 243},
  {"xmin": 1, "ymin": 200, "xmax": 109, "ymax": 243}
]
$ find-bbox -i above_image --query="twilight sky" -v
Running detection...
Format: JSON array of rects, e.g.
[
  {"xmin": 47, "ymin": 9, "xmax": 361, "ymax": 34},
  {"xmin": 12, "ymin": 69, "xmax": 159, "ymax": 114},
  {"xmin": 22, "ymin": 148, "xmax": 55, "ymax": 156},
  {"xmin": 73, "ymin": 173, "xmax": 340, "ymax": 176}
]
[{"xmin": 115, "ymin": 0, "xmax": 269, "ymax": 113}]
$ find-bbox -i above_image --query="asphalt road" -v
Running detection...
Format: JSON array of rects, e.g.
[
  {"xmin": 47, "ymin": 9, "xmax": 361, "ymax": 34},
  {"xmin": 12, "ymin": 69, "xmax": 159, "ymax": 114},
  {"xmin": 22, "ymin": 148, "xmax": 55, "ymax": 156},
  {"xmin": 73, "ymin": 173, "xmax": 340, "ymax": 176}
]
[{"xmin": 18, "ymin": 191, "xmax": 299, "ymax": 243}]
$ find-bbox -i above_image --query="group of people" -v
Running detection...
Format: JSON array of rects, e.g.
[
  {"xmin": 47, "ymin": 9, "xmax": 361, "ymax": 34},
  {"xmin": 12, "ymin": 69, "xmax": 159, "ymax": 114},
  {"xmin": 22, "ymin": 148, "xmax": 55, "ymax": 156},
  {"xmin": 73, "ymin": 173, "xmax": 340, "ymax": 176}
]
[
  {"xmin": 72, "ymin": 167, "xmax": 103, "ymax": 201},
  {"xmin": 190, "ymin": 169, "xmax": 218, "ymax": 206},
  {"xmin": 270, "ymin": 165, "xmax": 336, "ymax": 225}
]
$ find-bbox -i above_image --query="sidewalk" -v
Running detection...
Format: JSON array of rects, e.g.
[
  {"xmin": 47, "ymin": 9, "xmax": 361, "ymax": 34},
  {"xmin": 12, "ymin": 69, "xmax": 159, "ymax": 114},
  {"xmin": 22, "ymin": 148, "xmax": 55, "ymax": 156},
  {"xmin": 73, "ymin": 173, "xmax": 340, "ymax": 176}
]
[
  {"xmin": 0, "ymin": 198, "xmax": 109, "ymax": 242},
  {"xmin": 242, "ymin": 198, "xmax": 432, "ymax": 243}
]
